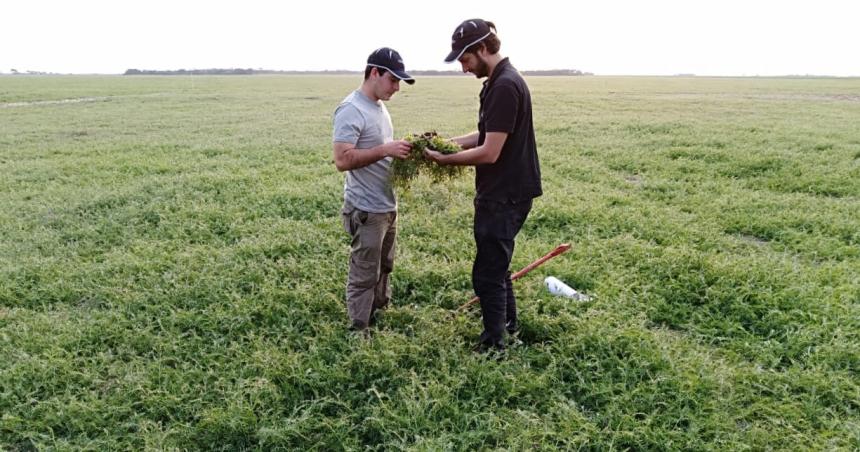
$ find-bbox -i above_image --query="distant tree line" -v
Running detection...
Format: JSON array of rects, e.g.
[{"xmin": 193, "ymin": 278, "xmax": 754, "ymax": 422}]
[
  {"xmin": 522, "ymin": 69, "xmax": 593, "ymax": 76},
  {"xmin": 124, "ymin": 68, "xmax": 593, "ymax": 76},
  {"xmin": 125, "ymin": 68, "xmax": 260, "ymax": 75},
  {"xmin": 413, "ymin": 69, "xmax": 594, "ymax": 76},
  {"xmin": 6, "ymin": 69, "xmax": 60, "ymax": 75},
  {"xmin": 124, "ymin": 68, "xmax": 369, "ymax": 76}
]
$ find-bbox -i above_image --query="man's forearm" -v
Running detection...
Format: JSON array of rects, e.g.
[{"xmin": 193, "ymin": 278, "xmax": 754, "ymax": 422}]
[
  {"xmin": 439, "ymin": 144, "xmax": 496, "ymax": 166},
  {"xmin": 440, "ymin": 131, "xmax": 506, "ymax": 165},
  {"xmin": 334, "ymin": 144, "xmax": 387, "ymax": 171},
  {"xmin": 452, "ymin": 132, "xmax": 480, "ymax": 150}
]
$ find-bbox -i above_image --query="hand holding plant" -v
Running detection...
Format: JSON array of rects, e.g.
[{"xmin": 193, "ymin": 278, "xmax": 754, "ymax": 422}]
[{"xmin": 390, "ymin": 131, "xmax": 465, "ymax": 190}]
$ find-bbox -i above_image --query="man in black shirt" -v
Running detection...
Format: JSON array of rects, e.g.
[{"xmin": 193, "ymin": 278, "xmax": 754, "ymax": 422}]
[{"xmin": 425, "ymin": 18, "xmax": 542, "ymax": 352}]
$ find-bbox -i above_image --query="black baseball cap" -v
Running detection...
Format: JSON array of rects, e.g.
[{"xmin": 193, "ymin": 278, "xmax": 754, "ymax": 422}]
[
  {"xmin": 367, "ymin": 47, "xmax": 415, "ymax": 85},
  {"xmin": 444, "ymin": 19, "xmax": 494, "ymax": 63}
]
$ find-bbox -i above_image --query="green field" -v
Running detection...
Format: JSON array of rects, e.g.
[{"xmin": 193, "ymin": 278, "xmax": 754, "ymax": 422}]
[{"xmin": 1, "ymin": 74, "xmax": 859, "ymax": 450}]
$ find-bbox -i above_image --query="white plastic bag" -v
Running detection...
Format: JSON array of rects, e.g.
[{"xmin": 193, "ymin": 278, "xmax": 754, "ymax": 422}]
[{"xmin": 544, "ymin": 276, "xmax": 592, "ymax": 302}]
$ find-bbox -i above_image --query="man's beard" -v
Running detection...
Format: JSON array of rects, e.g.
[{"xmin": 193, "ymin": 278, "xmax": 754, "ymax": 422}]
[{"xmin": 473, "ymin": 58, "xmax": 490, "ymax": 78}]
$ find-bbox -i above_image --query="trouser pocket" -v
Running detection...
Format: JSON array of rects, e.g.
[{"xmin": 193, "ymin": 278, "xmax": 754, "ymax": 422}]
[{"xmin": 342, "ymin": 207, "xmax": 369, "ymax": 236}]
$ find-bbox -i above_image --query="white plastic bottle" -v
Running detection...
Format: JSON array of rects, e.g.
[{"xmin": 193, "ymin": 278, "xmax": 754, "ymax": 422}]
[{"xmin": 544, "ymin": 276, "xmax": 591, "ymax": 301}]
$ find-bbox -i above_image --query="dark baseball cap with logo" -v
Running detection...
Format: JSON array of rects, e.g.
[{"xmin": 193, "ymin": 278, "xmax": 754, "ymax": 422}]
[
  {"xmin": 444, "ymin": 18, "xmax": 495, "ymax": 63},
  {"xmin": 367, "ymin": 47, "xmax": 415, "ymax": 85}
]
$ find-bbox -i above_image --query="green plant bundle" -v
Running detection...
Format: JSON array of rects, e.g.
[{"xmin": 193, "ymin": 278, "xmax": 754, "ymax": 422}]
[{"xmin": 390, "ymin": 131, "xmax": 465, "ymax": 190}]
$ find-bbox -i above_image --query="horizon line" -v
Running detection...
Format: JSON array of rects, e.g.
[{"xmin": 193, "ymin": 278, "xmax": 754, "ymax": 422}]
[{"xmin": 3, "ymin": 70, "xmax": 859, "ymax": 78}]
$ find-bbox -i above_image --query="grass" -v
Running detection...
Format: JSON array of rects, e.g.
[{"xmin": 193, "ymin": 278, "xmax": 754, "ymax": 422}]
[{"xmin": 1, "ymin": 74, "xmax": 859, "ymax": 450}]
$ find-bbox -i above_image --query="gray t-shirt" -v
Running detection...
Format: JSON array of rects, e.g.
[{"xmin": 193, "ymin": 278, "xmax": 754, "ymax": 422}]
[{"xmin": 333, "ymin": 89, "xmax": 396, "ymax": 213}]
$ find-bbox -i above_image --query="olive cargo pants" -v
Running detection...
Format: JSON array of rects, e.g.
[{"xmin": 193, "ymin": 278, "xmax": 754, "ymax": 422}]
[{"xmin": 342, "ymin": 206, "xmax": 397, "ymax": 330}]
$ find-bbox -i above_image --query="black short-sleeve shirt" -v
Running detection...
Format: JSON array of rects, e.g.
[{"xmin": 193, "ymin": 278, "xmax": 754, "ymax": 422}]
[{"xmin": 477, "ymin": 58, "xmax": 542, "ymax": 202}]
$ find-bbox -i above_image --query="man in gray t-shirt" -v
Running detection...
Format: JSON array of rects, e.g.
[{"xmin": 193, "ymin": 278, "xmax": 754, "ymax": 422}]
[{"xmin": 332, "ymin": 47, "xmax": 415, "ymax": 332}]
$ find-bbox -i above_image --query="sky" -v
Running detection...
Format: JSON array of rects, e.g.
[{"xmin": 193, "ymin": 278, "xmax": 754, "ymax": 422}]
[{"xmin": 3, "ymin": 0, "xmax": 859, "ymax": 76}]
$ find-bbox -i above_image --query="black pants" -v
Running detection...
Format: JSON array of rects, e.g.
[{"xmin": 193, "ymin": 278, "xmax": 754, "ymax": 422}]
[{"xmin": 472, "ymin": 198, "xmax": 533, "ymax": 349}]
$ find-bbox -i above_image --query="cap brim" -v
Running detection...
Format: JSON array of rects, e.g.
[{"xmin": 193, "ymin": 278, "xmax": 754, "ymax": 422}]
[
  {"xmin": 390, "ymin": 69, "xmax": 415, "ymax": 85},
  {"xmin": 444, "ymin": 48, "xmax": 464, "ymax": 64},
  {"xmin": 367, "ymin": 63, "xmax": 415, "ymax": 84}
]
